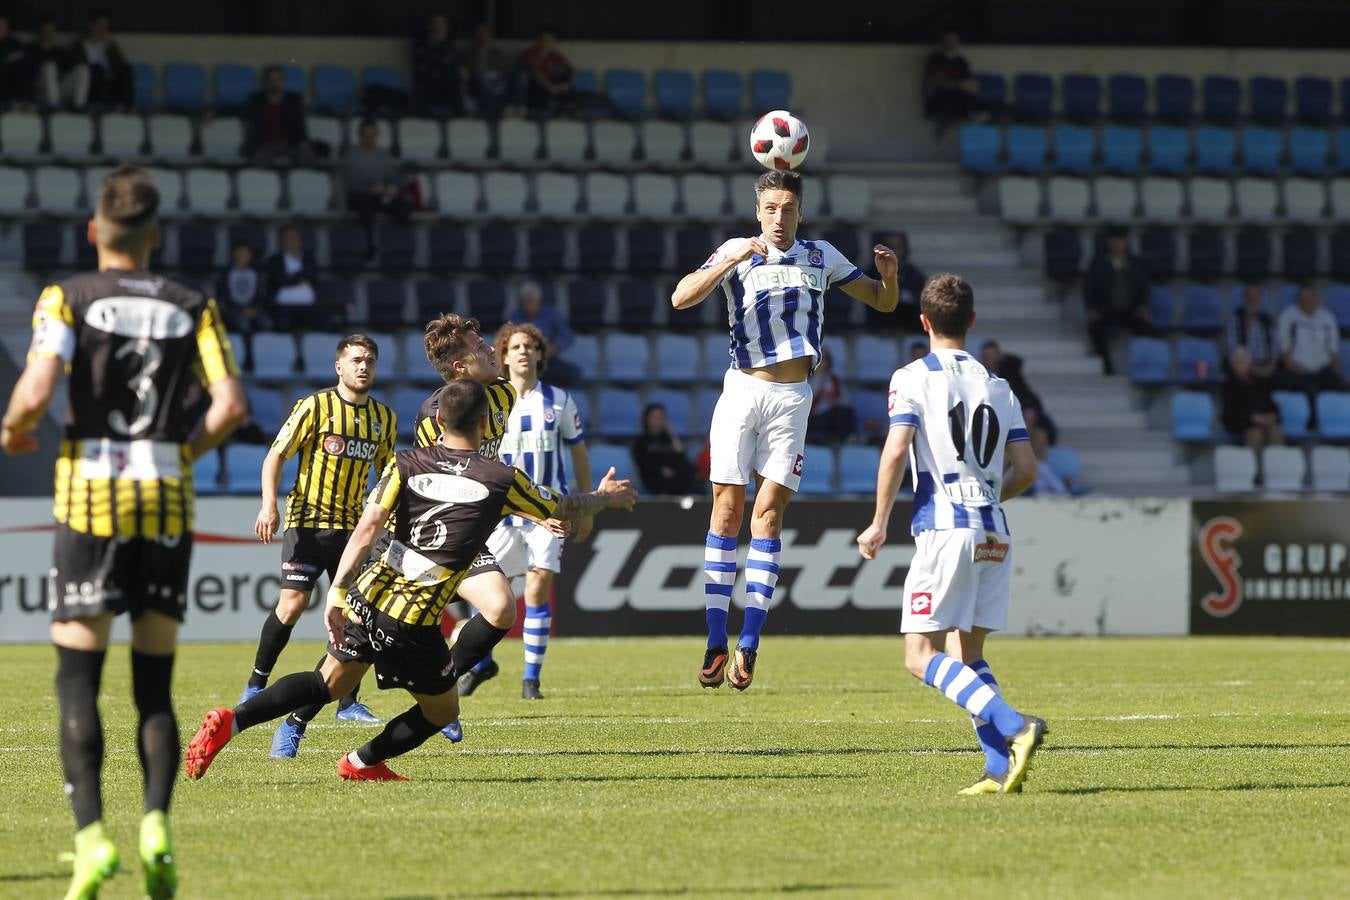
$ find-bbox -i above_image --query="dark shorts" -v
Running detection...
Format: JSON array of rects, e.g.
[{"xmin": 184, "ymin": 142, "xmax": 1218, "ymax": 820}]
[
  {"xmin": 465, "ymin": 550, "xmax": 502, "ymax": 579},
  {"xmin": 50, "ymin": 525, "xmax": 193, "ymax": 623},
  {"xmin": 328, "ymin": 590, "xmax": 457, "ymax": 695},
  {"xmin": 280, "ymin": 528, "xmax": 350, "ymax": 593}
]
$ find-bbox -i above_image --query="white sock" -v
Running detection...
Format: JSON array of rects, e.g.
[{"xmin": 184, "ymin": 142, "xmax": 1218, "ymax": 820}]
[{"xmin": 346, "ymin": 750, "xmax": 371, "ymax": 769}]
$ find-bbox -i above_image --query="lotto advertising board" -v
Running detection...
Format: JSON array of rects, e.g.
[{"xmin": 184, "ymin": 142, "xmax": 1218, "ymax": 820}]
[{"xmin": 1191, "ymin": 500, "xmax": 1350, "ymax": 636}]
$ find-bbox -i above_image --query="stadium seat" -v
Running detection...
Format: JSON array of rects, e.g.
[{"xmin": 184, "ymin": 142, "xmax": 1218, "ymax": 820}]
[
  {"xmin": 1272, "ymin": 390, "xmax": 1311, "ymax": 439},
  {"xmin": 654, "ymin": 69, "xmax": 696, "ymax": 119},
  {"xmin": 653, "ymin": 333, "xmax": 701, "ymax": 384},
  {"xmin": 1240, "ymin": 126, "xmax": 1283, "ymax": 174},
  {"xmin": 997, "ymin": 176, "xmax": 1041, "ymax": 223},
  {"xmin": 584, "ymin": 172, "xmax": 630, "ymax": 217},
  {"xmin": 497, "ymin": 118, "xmax": 540, "ymax": 163},
  {"xmin": 1100, "ymin": 125, "xmax": 1143, "ymax": 173},
  {"xmin": 959, "ymin": 123, "xmax": 1002, "ymax": 172},
  {"xmin": 533, "ymin": 172, "xmax": 580, "ymax": 218},
  {"xmin": 702, "ymin": 70, "xmax": 743, "ymax": 119},
  {"xmin": 1294, "ymin": 76, "xmax": 1333, "ymax": 125},
  {"xmin": 1061, "ymin": 74, "xmax": 1101, "ymax": 119},
  {"xmin": 854, "ymin": 334, "xmax": 900, "ymax": 384},
  {"xmin": 567, "ymin": 337, "xmax": 602, "ymax": 383},
  {"xmin": 1316, "ymin": 391, "xmax": 1350, "ymax": 440},
  {"xmin": 48, "ymin": 112, "xmax": 94, "ymax": 158},
  {"xmin": 433, "ymin": 171, "xmax": 480, "ymax": 216},
  {"xmin": 1139, "ymin": 226, "xmax": 1178, "ymax": 278},
  {"xmin": 592, "ymin": 120, "xmax": 637, "ymax": 164},
  {"xmin": 1247, "ymin": 76, "xmax": 1288, "ymax": 124},
  {"xmin": 1202, "ymin": 76, "xmax": 1241, "ymax": 123},
  {"xmin": 482, "ymin": 171, "xmax": 528, "ymax": 216},
  {"xmin": 589, "ymin": 443, "xmax": 634, "ymax": 480},
  {"xmin": 1189, "ymin": 177, "xmax": 1232, "ymax": 221},
  {"xmin": 975, "ymin": 73, "xmax": 1006, "ymax": 108},
  {"xmin": 415, "ymin": 279, "xmax": 457, "ymax": 323},
  {"xmin": 1234, "ymin": 178, "xmax": 1278, "ymax": 223},
  {"xmin": 1181, "ymin": 285, "xmax": 1224, "ymax": 333},
  {"xmin": 1147, "ymin": 284, "xmax": 1177, "ymax": 329},
  {"xmin": 798, "ymin": 444, "xmax": 837, "ymax": 495},
  {"xmin": 1128, "ymin": 337, "xmax": 1171, "ymax": 384},
  {"xmin": 398, "ymin": 118, "xmax": 444, "ymax": 162},
  {"xmin": 1214, "ymin": 446, "xmax": 1257, "ymax": 493},
  {"xmin": 376, "ymin": 223, "xmax": 415, "ymax": 271},
  {"xmin": 838, "ymin": 445, "xmax": 880, "ymax": 493},
  {"xmin": 1262, "ymin": 445, "xmax": 1306, "ymax": 492},
  {"xmin": 1107, "ymin": 74, "xmax": 1148, "ymax": 122},
  {"xmin": 616, "ymin": 281, "xmax": 659, "ymax": 329},
  {"xmin": 245, "ymin": 385, "xmax": 286, "ymax": 436},
  {"xmin": 573, "ymin": 67, "xmax": 599, "ymax": 98},
  {"xmin": 184, "ymin": 168, "xmax": 231, "ymax": 213},
  {"xmin": 1194, "ymin": 126, "xmax": 1237, "ymax": 173},
  {"xmin": 312, "ymin": 65, "xmax": 356, "ymax": 114},
  {"xmin": 527, "ymin": 224, "xmax": 565, "ymax": 271},
  {"xmin": 287, "ymin": 169, "xmax": 332, "ymax": 214},
  {"xmin": 0, "ymin": 111, "xmax": 42, "ymax": 156},
  {"xmin": 390, "ymin": 387, "xmax": 426, "ymax": 437},
  {"xmin": 1052, "ymin": 124, "xmax": 1094, "ymax": 173},
  {"xmin": 1282, "ymin": 228, "xmax": 1319, "ymax": 279},
  {"xmin": 604, "ymin": 333, "xmax": 650, "ymax": 382},
  {"xmin": 1176, "ymin": 337, "xmax": 1222, "ymax": 384},
  {"xmin": 176, "ymin": 222, "xmax": 217, "ymax": 271},
  {"xmin": 1043, "ymin": 227, "xmax": 1082, "ymax": 282},
  {"xmin": 605, "ymin": 69, "xmax": 648, "ymax": 118},
  {"xmin": 1287, "ymin": 127, "xmax": 1328, "ymax": 176},
  {"xmin": 577, "ymin": 224, "xmax": 617, "ymax": 272},
  {"xmin": 1233, "ymin": 227, "xmax": 1271, "ymax": 281},
  {"xmin": 700, "ymin": 333, "xmax": 731, "ymax": 381},
  {"xmin": 1284, "ymin": 177, "xmax": 1328, "ymax": 223},
  {"xmin": 22, "ymin": 221, "xmax": 62, "ymax": 269},
  {"xmin": 1005, "ymin": 125, "xmax": 1047, "ymax": 171},
  {"xmin": 750, "ymin": 70, "xmax": 792, "ymax": 112},
  {"xmin": 1188, "ymin": 228, "xmax": 1225, "ymax": 278},
  {"xmin": 213, "ymin": 64, "xmax": 256, "ymax": 110},
  {"xmin": 163, "ymin": 63, "xmax": 208, "ymax": 111},
  {"xmin": 365, "ymin": 279, "xmax": 409, "ymax": 328},
  {"xmin": 131, "ymin": 62, "xmax": 156, "ymax": 110},
  {"xmin": 144, "ymin": 166, "xmax": 183, "ymax": 211},
  {"xmin": 1093, "ymin": 176, "xmax": 1137, "ymax": 219},
  {"xmin": 273, "ymin": 63, "xmax": 304, "ymax": 96},
  {"xmin": 250, "ymin": 333, "xmax": 297, "ymax": 379},
  {"xmin": 625, "ymin": 226, "xmax": 666, "ymax": 271},
  {"xmin": 1171, "ymin": 390, "xmax": 1216, "ymax": 440},
  {"xmin": 147, "ymin": 114, "xmax": 192, "ymax": 160},
  {"xmin": 689, "ymin": 121, "xmax": 734, "ymax": 166},
  {"xmin": 361, "ymin": 66, "xmax": 406, "ymax": 105},
  {"xmin": 326, "ymin": 223, "xmax": 368, "ymax": 271},
  {"xmin": 632, "ymin": 173, "xmax": 679, "ymax": 219},
  {"xmin": 235, "ymin": 168, "xmax": 282, "ymax": 214},
  {"xmin": 1310, "ymin": 445, "xmax": 1350, "ymax": 491},
  {"xmin": 225, "ymin": 444, "xmax": 269, "ymax": 494},
  {"xmin": 680, "ymin": 173, "xmax": 727, "ymax": 219},
  {"xmin": 1046, "ymin": 177, "xmax": 1090, "ymax": 221},
  {"xmin": 397, "ymin": 330, "xmax": 435, "ymax": 382},
  {"xmin": 466, "ymin": 280, "xmax": 508, "ymax": 331},
  {"xmin": 595, "ymin": 388, "xmax": 643, "ymax": 438},
  {"xmin": 193, "ymin": 449, "xmax": 224, "ymax": 494},
  {"xmin": 1140, "ymin": 177, "xmax": 1184, "ymax": 220},
  {"xmin": 1332, "ymin": 178, "xmax": 1350, "ymax": 220},
  {"xmin": 98, "ymin": 113, "xmax": 144, "ymax": 158},
  {"xmin": 827, "ymin": 175, "xmax": 869, "ymax": 220},
  {"xmin": 197, "ymin": 118, "xmax": 242, "ymax": 161},
  {"xmin": 645, "ymin": 387, "xmax": 693, "ymax": 435},
  {"xmin": 447, "ymin": 119, "xmax": 491, "ymax": 162},
  {"xmin": 34, "ymin": 166, "xmax": 81, "ymax": 212},
  {"xmin": 694, "ymin": 385, "xmax": 720, "ymax": 434},
  {"xmin": 477, "ymin": 222, "xmax": 519, "ymax": 272},
  {"xmin": 1324, "ymin": 283, "xmax": 1350, "ymax": 328},
  {"xmin": 641, "ymin": 120, "xmax": 686, "ymax": 165},
  {"xmin": 1147, "ymin": 125, "xmax": 1189, "ymax": 174},
  {"xmin": 543, "ymin": 119, "xmax": 588, "ymax": 164},
  {"xmin": 1155, "ymin": 74, "xmax": 1195, "ymax": 122},
  {"xmin": 1013, "ymin": 72, "xmax": 1054, "ymax": 120}
]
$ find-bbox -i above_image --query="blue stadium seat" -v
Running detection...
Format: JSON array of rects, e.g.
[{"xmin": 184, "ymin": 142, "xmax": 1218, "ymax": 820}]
[
  {"xmin": 274, "ymin": 64, "xmax": 305, "ymax": 96},
  {"xmin": 1014, "ymin": 72, "xmax": 1054, "ymax": 120},
  {"xmin": 1289, "ymin": 126, "xmax": 1330, "ymax": 174},
  {"xmin": 605, "ymin": 69, "xmax": 647, "ymax": 118},
  {"xmin": 22, "ymin": 221, "xmax": 62, "ymax": 270},
  {"xmin": 695, "ymin": 386, "xmax": 719, "ymax": 434},
  {"xmin": 595, "ymin": 388, "xmax": 642, "ymax": 439},
  {"xmin": 568, "ymin": 334, "xmax": 601, "ymax": 375},
  {"xmin": 478, "ymin": 222, "xmax": 518, "ymax": 272},
  {"xmin": 1272, "ymin": 390, "xmax": 1312, "ymax": 439},
  {"xmin": 750, "ymin": 70, "xmax": 792, "ymax": 112},
  {"xmin": 1148, "ymin": 126, "xmax": 1190, "ymax": 173},
  {"xmin": 426, "ymin": 223, "xmax": 467, "ymax": 272},
  {"xmin": 1295, "ymin": 76, "xmax": 1333, "ymax": 124},
  {"xmin": 225, "ymin": 444, "xmax": 269, "ymax": 494},
  {"xmin": 654, "ymin": 334, "xmax": 700, "ymax": 384},
  {"xmin": 1155, "ymin": 74, "xmax": 1195, "ymax": 122},
  {"xmin": 466, "ymin": 280, "xmax": 507, "ymax": 332},
  {"xmin": 1325, "ymin": 283, "xmax": 1350, "ymax": 328},
  {"xmin": 1241, "ymin": 126, "xmax": 1282, "ymax": 174},
  {"xmin": 1052, "ymin": 124, "xmax": 1094, "ymax": 173},
  {"xmin": 314, "ymin": 65, "xmax": 356, "ymax": 114},
  {"xmin": 528, "ymin": 223, "xmax": 566, "ymax": 271},
  {"xmin": 214, "ymin": 64, "xmax": 256, "ymax": 110},
  {"xmin": 1247, "ymin": 76, "xmax": 1288, "ymax": 125},
  {"xmin": 1046, "ymin": 446, "xmax": 1083, "ymax": 488},
  {"xmin": 1317, "ymin": 392, "xmax": 1350, "ymax": 440},
  {"xmin": 1148, "ymin": 285, "xmax": 1177, "ymax": 329},
  {"xmin": 1181, "ymin": 284, "xmax": 1224, "ymax": 333},
  {"xmin": 390, "ymin": 388, "xmax": 425, "ymax": 438},
  {"xmin": 645, "ymin": 387, "xmax": 693, "ymax": 436},
  {"xmin": 572, "ymin": 69, "xmax": 599, "ymax": 98},
  {"xmin": 131, "ymin": 62, "xmax": 156, "ymax": 110},
  {"xmin": 1006, "ymin": 125, "xmax": 1047, "ymax": 172},
  {"xmin": 798, "ymin": 444, "xmax": 837, "ymax": 495},
  {"xmin": 1202, "ymin": 76, "xmax": 1241, "ymax": 123},
  {"xmin": 617, "ymin": 281, "xmax": 658, "ymax": 330},
  {"xmin": 838, "ymin": 445, "xmax": 881, "ymax": 493},
  {"xmin": 415, "ymin": 279, "xmax": 456, "ymax": 323},
  {"xmin": 1273, "ymin": 282, "xmax": 1300, "ymax": 312},
  {"xmin": 565, "ymin": 281, "xmax": 607, "ymax": 329},
  {"xmin": 299, "ymin": 332, "xmax": 343, "ymax": 380},
  {"xmin": 366, "ymin": 279, "xmax": 409, "ymax": 329},
  {"xmin": 163, "ymin": 63, "xmax": 207, "ymax": 111},
  {"xmin": 1107, "ymin": 74, "xmax": 1147, "ymax": 122},
  {"xmin": 605, "ymin": 334, "xmax": 650, "ymax": 381},
  {"xmin": 327, "ymin": 223, "xmax": 369, "ymax": 271},
  {"xmin": 175, "ymin": 222, "xmax": 217, "ymax": 271},
  {"xmin": 959, "ymin": 123, "xmax": 1002, "ymax": 172},
  {"xmin": 1194, "ymin": 126, "xmax": 1237, "ymax": 173},
  {"xmin": 854, "ymin": 335, "xmax": 900, "ymax": 384},
  {"xmin": 975, "ymin": 72, "xmax": 1006, "ymax": 108},
  {"xmin": 1171, "ymin": 391, "xmax": 1216, "ymax": 441},
  {"xmin": 1061, "ymin": 74, "xmax": 1101, "ymax": 119},
  {"xmin": 1128, "ymin": 337, "xmax": 1171, "ymax": 384},
  {"xmin": 1176, "ymin": 337, "xmax": 1221, "ymax": 384},
  {"xmin": 654, "ymin": 69, "xmax": 696, "ymax": 119},
  {"xmin": 250, "ymin": 333, "xmax": 297, "ymax": 379},
  {"xmin": 589, "ymin": 443, "xmax": 634, "ymax": 481},
  {"xmin": 702, "ymin": 69, "xmax": 743, "ymax": 119},
  {"xmin": 1335, "ymin": 128, "xmax": 1350, "ymax": 175},
  {"xmin": 700, "ymin": 333, "xmax": 731, "ymax": 381},
  {"xmin": 1101, "ymin": 125, "xmax": 1143, "ymax": 172},
  {"xmin": 245, "ymin": 386, "xmax": 285, "ymax": 436},
  {"xmin": 194, "ymin": 449, "xmax": 224, "ymax": 495},
  {"xmin": 362, "ymin": 66, "xmax": 406, "ymax": 92}
]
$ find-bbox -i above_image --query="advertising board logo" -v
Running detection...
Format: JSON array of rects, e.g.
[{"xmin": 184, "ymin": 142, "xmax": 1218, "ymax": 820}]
[{"xmin": 1198, "ymin": 516, "xmax": 1244, "ymax": 618}]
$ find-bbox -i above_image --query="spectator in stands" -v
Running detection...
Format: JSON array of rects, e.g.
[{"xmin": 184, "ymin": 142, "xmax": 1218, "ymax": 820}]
[
  {"xmin": 922, "ymin": 29, "xmax": 981, "ymax": 135},
  {"xmin": 218, "ymin": 242, "xmax": 267, "ymax": 371},
  {"xmin": 411, "ymin": 12, "xmax": 465, "ymax": 116},
  {"xmin": 505, "ymin": 281, "xmax": 582, "ymax": 387},
  {"xmin": 0, "ymin": 16, "xmax": 32, "ymax": 108},
  {"xmin": 633, "ymin": 404, "xmax": 697, "ymax": 496},
  {"xmin": 466, "ymin": 21, "xmax": 511, "ymax": 119},
  {"xmin": 266, "ymin": 225, "xmax": 322, "ymax": 334},
  {"xmin": 520, "ymin": 26, "xmax": 575, "ymax": 116},
  {"xmin": 1225, "ymin": 284, "xmax": 1277, "ymax": 380},
  {"xmin": 1222, "ymin": 346, "xmax": 1284, "ymax": 469},
  {"xmin": 806, "ymin": 346, "xmax": 857, "ymax": 444},
  {"xmin": 31, "ymin": 17, "xmax": 79, "ymax": 109},
  {"xmin": 244, "ymin": 65, "xmax": 314, "ymax": 166},
  {"xmin": 980, "ymin": 340, "xmax": 1058, "ymax": 454},
  {"xmin": 341, "ymin": 119, "xmax": 410, "ymax": 246},
  {"xmin": 1083, "ymin": 226, "xmax": 1150, "ymax": 375},
  {"xmin": 870, "ymin": 231, "xmax": 926, "ymax": 331},
  {"xmin": 1275, "ymin": 285, "xmax": 1345, "ymax": 403},
  {"xmin": 67, "ymin": 10, "xmax": 132, "ymax": 110}
]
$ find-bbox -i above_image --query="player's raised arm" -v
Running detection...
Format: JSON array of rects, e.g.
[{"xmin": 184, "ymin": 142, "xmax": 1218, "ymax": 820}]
[
  {"xmin": 671, "ymin": 238, "xmax": 765, "ymax": 310},
  {"xmin": 841, "ymin": 244, "xmax": 900, "ymax": 313}
]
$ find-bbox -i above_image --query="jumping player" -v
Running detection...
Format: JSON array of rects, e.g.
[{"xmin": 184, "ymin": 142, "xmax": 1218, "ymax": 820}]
[
  {"xmin": 1, "ymin": 166, "xmax": 247, "ymax": 898},
  {"xmin": 671, "ymin": 169, "xmax": 899, "ymax": 690},
  {"xmin": 855, "ymin": 273, "xmax": 1047, "ymax": 795}
]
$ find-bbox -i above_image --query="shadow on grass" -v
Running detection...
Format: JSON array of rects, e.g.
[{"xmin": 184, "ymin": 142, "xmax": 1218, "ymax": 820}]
[
  {"xmin": 1044, "ymin": 780, "xmax": 1350, "ymax": 796},
  {"xmin": 414, "ymin": 771, "xmax": 869, "ymax": 786},
  {"xmin": 393, "ymin": 882, "xmax": 893, "ymax": 899},
  {"xmin": 0, "ymin": 872, "xmax": 66, "ymax": 884},
  {"xmin": 445, "ymin": 741, "xmax": 1350, "ymax": 758}
]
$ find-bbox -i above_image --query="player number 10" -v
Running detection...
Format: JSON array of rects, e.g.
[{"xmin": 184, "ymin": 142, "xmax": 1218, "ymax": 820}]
[{"xmin": 947, "ymin": 401, "xmax": 1000, "ymax": 469}]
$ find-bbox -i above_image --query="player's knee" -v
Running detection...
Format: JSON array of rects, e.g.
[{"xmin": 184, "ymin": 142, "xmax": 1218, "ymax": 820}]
[
  {"xmin": 275, "ymin": 589, "xmax": 310, "ymax": 624},
  {"xmin": 709, "ymin": 501, "xmax": 742, "ymax": 536},
  {"xmin": 750, "ymin": 505, "xmax": 783, "ymax": 537}
]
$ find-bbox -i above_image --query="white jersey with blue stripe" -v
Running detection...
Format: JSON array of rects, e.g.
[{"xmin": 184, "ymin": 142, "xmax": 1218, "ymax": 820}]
[
  {"xmin": 887, "ymin": 348, "xmax": 1030, "ymax": 537},
  {"xmin": 701, "ymin": 237, "xmax": 862, "ymax": 371},
  {"xmin": 498, "ymin": 381, "xmax": 584, "ymax": 526}
]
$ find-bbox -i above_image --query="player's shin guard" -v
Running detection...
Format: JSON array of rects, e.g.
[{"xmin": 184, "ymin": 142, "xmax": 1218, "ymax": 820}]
[
  {"xmin": 131, "ymin": 650, "xmax": 178, "ymax": 814},
  {"xmin": 355, "ymin": 705, "xmax": 440, "ymax": 765},
  {"xmin": 923, "ymin": 653, "xmax": 1025, "ymax": 739},
  {"xmin": 235, "ymin": 670, "xmax": 330, "ymax": 731},
  {"xmin": 704, "ymin": 532, "xmax": 736, "ymax": 648},
  {"xmin": 247, "ymin": 611, "xmax": 294, "ymax": 689},
  {"xmin": 451, "ymin": 614, "xmax": 510, "ymax": 677},
  {"xmin": 739, "ymin": 537, "xmax": 781, "ymax": 649},
  {"xmin": 522, "ymin": 602, "xmax": 551, "ymax": 682},
  {"xmin": 56, "ymin": 646, "xmax": 106, "ymax": 829},
  {"xmin": 312, "ymin": 652, "xmax": 361, "ymax": 710},
  {"xmin": 969, "ymin": 659, "xmax": 1010, "ymax": 776}
]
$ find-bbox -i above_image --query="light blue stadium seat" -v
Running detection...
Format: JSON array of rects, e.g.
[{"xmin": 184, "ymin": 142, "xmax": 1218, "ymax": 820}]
[
  {"xmin": 245, "ymin": 386, "xmax": 285, "ymax": 437},
  {"xmin": 702, "ymin": 70, "xmax": 743, "ymax": 119},
  {"xmin": 1316, "ymin": 392, "xmax": 1350, "ymax": 440},
  {"xmin": 1273, "ymin": 282, "xmax": 1300, "ymax": 312},
  {"xmin": 573, "ymin": 69, "xmax": 599, "ymax": 96},
  {"xmin": 163, "ymin": 63, "xmax": 207, "ymax": 111},
  {"xmin": 571, "ymin": 388, "xmax": 591, "ymax": 432},
  {"xmin": 214, "ymin": 64, "xmax": 256, "ymax": 109},
  {"xmin": 798, "ymin": 444, "xmax": 837, "ymax": 495},
  {"xmin": 193, "ymin": 450, "xmax": 224, "ymax": 495},
  {"xmin": 1176, "ymin": 337, "xmax": 1221, "ymax": 385},
  {"xmin": 1171, "ymin": 391, "xmax": 1216, "ymax": 441},
  {"xmin": 1148, "ymin": 126, "xmax": 1190, "ymax": 173},
  {"xmin": 595, "ymin": 388, "xmax": 642, "ymax": 438},
  {"xmin": 1289, "ymin": 126, "xmax": 1330, "ymax": 174},
  {"xmin": 1324, "ymin": 283, "xmax": 1350, "ymax": 328},
  {"xmin": 250, "ymin": 333, "xmax": 297, "ymax": 379},
  {"xmin": 1194, "ymin": 126, "xmax": 1237, "ymax": 173},
  {"xmin": 300, "ymin": 332, "xmax": 344, "ymax": 380},
  {"xmin": 750, "ymin": 70, "xmax": 791, "ymax": 112},
  {"xmin": 700, "ymin": 333, "xmax": 732, "ymax": 381},
  {"xmin": 589, "ymin": 443, "xmax": 634, "ymax": 482},
  {"xmin": 391, "ymin": 387, "xmax": 425, "ymax": 440},
  {"xmin": 1006, "ymin": 125, "xmax": 1048, "ymax": 172},
  {"xmin": 645, "ymin": 387, "xmax": 694, "ymax": 436},
  {"xmin": 1129, "ymin": 337, "xmax": 1171, "ymax": 384},
  {"xmin": 271, "ymin": 64, "xmax": 305, "ymax": 96},
  {"xmin": 314, "ymin": 65, "xmax": 356, "ymax": 114},
  {"xmin": 1241, "ymin": 126, "xmax": 1283, "ymax": 174},
  {"xmin": 225, "ymin": 444, "xmax": 269, "ymax": 494},
  {"xmin": 838, "ymin": 445, "xmax": 880, "ymax": 494},
  {"xmin": 1046, "ymin": 445, "xmax": 1083, "ymax": 487},
  {"xmin": 1181, "ymin": 284, "xmax": 1224, "ymax": 332},
  {"xmin": 1052, "ymin": 124, "xmax": 1094, "ymax": 173},
  {"xmin": 1101, "ymin": 125, "xmax": 1143, "ymax": 173},
  {"xmin": 959, "ymin": 123, "xmax": 1002, "ymax": 172},
  {"xmin": 568, "ymin": 334, "xmax": 601, "ymax": 376},
  {"xmin": 1272, "ymin": 390, "xmax": 1311, "ymax": 440},
  {"xmin": 1147, "ymin": 284, "xmax": 1177, "ymax": 330},
  {"xmin": 654, "ymin": 333, "xmax": 700, "ymax": 384},
  {"xmin": 605, "ymin": 334, "xmax": 650, "ymax": 381},
  {"xmin": 854, "ymin": 389, "xmax": 888, "ymax": 429},
  {"xmin": 654, "ymin": 69, "xmax": 696, "ymax": 118},
  {"xmin": 362, "ymin": 66, "xmax": 406, "ymax": 92},
  {"xmin": 854, "ymin": 335, "xmax": 901, "ymax": 384},
  {"xmin": 605, "ymin": 69, "xmax": 647, "ymax": 118},
  {"xmin": 695, "ymin": 386, "xmax": 719, "ymax": 435}
]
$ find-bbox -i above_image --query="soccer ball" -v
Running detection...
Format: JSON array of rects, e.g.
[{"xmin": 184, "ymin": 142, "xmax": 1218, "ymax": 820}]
[{"xmin": 749, "ymin": 110, "xmax": 810, "ymax": 171}]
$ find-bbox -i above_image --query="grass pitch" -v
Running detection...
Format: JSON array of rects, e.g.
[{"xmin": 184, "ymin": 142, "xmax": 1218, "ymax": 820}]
[{"xmin": 0, "ymin": 636, "xmax": 1347, "ymax": 899}]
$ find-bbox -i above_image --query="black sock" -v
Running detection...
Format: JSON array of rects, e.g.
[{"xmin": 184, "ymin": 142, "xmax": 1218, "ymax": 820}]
[
  {"xmin": 247, "ymin": 612, "xmax": 294, "ymax": 689},
  {"xmin": 55, "ymin": 646, "xmax": 106, "ymax": 830},
  {"xmin": 311, "ymin": 652, "xmax": 361, "ymax": 710},
  {"xmin": 131, "ymin": 650, "xmax": 178, "ymax": 815},
  {"xmin": 355, "ymin": 705, "xmax": 440, "ymax": 766},
  {"xmin": 450, "ymin": 616, "xmax": 510, "ymax": 678},
  {"xmin": 234, "ymin": 671, "xmax": 330, "ymax": 731}
]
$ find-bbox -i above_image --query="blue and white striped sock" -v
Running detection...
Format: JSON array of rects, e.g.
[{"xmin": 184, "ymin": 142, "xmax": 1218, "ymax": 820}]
[
  {"xmin": 704, "ymin": 532, "xmax": 736, "ymax": 649},
  {"xmin": 738, "ymin": 537, "xmax": 781, "ymax": 650},
  {"xmin": 923, "ymin": 652, "xmax": 1025, "ymax": 739},
  {"xmin": 969, "ymin": 659, "xmax": 1010, "ymax": 776},
  {"xmin": 522, "ymin": 602, "xmax": 551, "ymax": 682}
]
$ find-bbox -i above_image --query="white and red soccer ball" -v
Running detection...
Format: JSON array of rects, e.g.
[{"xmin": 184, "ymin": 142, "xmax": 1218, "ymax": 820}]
[{"xmin": 749, "ymin": 110, "xmax": 810, "ymax": 171}]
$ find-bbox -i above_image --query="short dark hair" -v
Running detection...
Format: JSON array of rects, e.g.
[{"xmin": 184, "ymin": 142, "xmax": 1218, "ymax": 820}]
[
  {"xmin": 434, "ymin": 379, "xmax": 488, "ymax": 436},
  {"xmin": 424, "ymin": 313, "xmax": 482, "ymax": 382},
  {"xmin": 96, "ymin": 166, "xmax": 159, "ymax": 253},
  {"xmin": 337, "ymin": 334, "xmax": 378, "ymax": 359},
  {"xmin": 920, "ymin": 273, "xmax": 975, "ymax": 338},
  {"xmin": 754, "ymin": 169, "xmax": 804, "ymax": 206}
]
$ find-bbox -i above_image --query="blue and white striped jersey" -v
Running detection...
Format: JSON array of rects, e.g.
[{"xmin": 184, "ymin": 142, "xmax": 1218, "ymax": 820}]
[
  {"xmin": 701, "ymin": 238, "xmax": 862, "ymax": 371},
  {"xmin": 498, "ymin": 381, "xmax": 584, "ymax": 527},
  {"xmin": 887, "ymin": 348, "xmax": 1030, "ymax": 536}
]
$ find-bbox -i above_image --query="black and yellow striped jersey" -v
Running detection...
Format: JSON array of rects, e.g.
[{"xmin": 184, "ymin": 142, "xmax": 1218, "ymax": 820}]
[
  {"xmin": 272, "ymin": 388, "xmax": 397, "ymax": 530},
  {"xmin": 356, "ymin": 446, "xmax": 559, "ymax": 627},
  {"xmin": 29, "ymin": 271, "xmax": 239, "ymax": 538},
  {"xmin": 414, "ymin": 377, "xmax": 515, "ymax": 460}
]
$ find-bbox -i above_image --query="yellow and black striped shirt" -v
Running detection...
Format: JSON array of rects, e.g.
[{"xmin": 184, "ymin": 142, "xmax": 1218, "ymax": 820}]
[
  {"xmin": 356, "ymin": 446, "xmax": 558, "ymax": 627},
  {"xmin": 273, "ymin": 388, "xmax": 397, "ymax": 531},
  {"xmin": 31, "ymin": 271, "xmax": 239, "ymax": 538},
  {"xmin": 414, "ymin": 377, "xmax": 516, "ymax": 460}
]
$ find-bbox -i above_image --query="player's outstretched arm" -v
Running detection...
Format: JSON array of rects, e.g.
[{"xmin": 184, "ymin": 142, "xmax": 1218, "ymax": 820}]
[
  {"xmin": 1000, "ymin": 440, "xmax": 1038, "ymax": 502},
  {"xmin": 553, "ymin": 466, "xmax": 638, "ymax": 522},
  {"xmin": 856, "ymin": 424, "xmax": 915, "ymax": 560},
  {"xmin": 0, "ymin": 355, "xmax": 63, "ymax": 455},
  {"xmin": 670, "ymin": 238, "xmax": 764, "ymax": 310},
  {"xmin": 841, "ymin": 244, "xmax": 900, "ymax": 313}
]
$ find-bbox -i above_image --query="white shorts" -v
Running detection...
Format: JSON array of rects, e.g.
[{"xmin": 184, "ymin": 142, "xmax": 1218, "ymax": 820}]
[
  {"xmin": 900, "ymin": 529, "xmax": 1012, "ymax": 634},
  {"xmin": 485, "ymin": 520, "xmax": 562, "ymax": 577},
  {"xmin": 708, "ymin": 368, "xmax": 812, "ymax": 492}
]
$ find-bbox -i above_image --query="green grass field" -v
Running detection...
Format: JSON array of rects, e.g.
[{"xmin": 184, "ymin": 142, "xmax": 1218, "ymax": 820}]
[{"xmin": 1, "ymin": 636, "xmax": 1347, "ymax": 899}]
